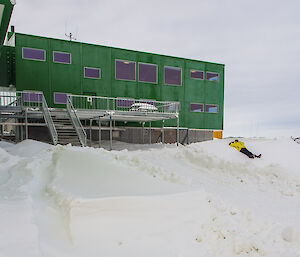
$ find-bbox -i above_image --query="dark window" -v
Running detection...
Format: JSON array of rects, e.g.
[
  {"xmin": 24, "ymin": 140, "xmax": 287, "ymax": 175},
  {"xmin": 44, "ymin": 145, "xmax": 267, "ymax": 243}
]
[
  {"xmin": 54, "ymin": 92, "xmax": 70, "ymax": 104},
  {"xmin": 139, "ymin": 99, "xmax": 156, "ymax": 106},
  {"xmin": 117, "ymin": 98, "xmax": 135, "ymax": 108},
  {"xmin": 164, "ymin": 66, "xmax": 182, "ymax": 86},
  {"xmin": 53, "ymin": 51, "xmax": 71, "ymax": 64},
  {"xmin": 115, "ymin": 60, "xmax": 136, "ymax": 81},
  {"xmin": 84, "ymin": 67, "xmax": 101, "ymax": 79},
  {"xmin": 190, "ymin": 103, "xmax": 204, "ymax": 112},
  {"xmin": 206, "ymin": 104, "xmax": 219, "ymax": 113},
  {"xmin": 22, "ymin": 47, "xmax": 45, "ymax": 61},
  {"xmin": 138, "ymin": 63, "xmax": 157, "ymax": 83},
  {"xmin": 190, "ymin": 70, "xmax": 204, "ymax": 80},
  {"xmin": 206, "ymin": 72, "xmax": 219, "ymax": 82}
]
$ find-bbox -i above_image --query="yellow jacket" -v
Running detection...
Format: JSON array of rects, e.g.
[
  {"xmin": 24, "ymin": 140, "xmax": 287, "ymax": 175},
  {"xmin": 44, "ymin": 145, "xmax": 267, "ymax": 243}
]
[{"xmin": 229, "ymin": 141, "xmax": 245, "ymax": 151}]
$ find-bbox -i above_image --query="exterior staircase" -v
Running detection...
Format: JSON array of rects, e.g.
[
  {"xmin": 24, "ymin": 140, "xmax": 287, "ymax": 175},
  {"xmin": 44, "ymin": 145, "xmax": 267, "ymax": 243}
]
[{"xmin": 51, "ymin": 113, "xmax": 81, "ymax": 146}]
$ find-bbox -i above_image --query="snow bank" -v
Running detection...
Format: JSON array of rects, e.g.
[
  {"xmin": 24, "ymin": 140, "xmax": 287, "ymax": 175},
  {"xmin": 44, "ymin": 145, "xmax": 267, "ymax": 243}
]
[{"xmin": 0, "ymin": 138, "xmax": 300, "ymax": 257}]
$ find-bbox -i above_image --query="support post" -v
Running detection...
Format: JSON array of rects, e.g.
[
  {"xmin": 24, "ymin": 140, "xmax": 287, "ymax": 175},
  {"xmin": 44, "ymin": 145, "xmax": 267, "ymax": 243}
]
[
  {"xmin": 89, "ymin": 119, "xmax": 92, "ymax": 147},
  {"xmin": 98, "ymin": 117, "xmax": 101, "ymax": 148},
  {"xmin": 177, "ymin": 116, "xmax": 179, "ymax": 146},
  {"xmin": 25, "ymin": 108, "xmax": 28, "ymax": 139},
  {"xmin": 142, "ymin": 122, "xmax": 145, "ymax": 144},
  {"xmin": 187, "ymin": 128, "xmax": 189, "ymax": 145},
  {"xmin": 110, "ymin": 115, "xmax": 112, "ymax": 150},
  {"xmin": 149, "ymin": 121, "xmax": 151, "ymax": 144},
  {"xmin": 162, "ymin": 120, "xmax": 165, "ymax": 144}
]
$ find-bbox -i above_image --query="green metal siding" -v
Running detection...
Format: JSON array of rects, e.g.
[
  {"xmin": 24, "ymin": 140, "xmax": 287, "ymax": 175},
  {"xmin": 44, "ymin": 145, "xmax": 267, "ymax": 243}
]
[
  {"xmin": 15, "ymin": 33, "xmax": 224, "ymax": 130},
  {"xmin": 0, "ymin": 45, "xmax": 15, "ymax": 86},
  {"xmin": 0, "ymin": 0, "xmax": 14, "ymax": 46}
]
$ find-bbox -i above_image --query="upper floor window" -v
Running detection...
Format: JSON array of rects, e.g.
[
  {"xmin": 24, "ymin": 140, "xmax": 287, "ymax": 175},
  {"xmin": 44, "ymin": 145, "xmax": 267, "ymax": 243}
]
[
  {"xmin": 190, "ymin": 70, "xmax": 204, "ymax": 80},
  {"xmin": 206, "ymin": 104, "xmax": 219, "ymax": 113},
  {"xmin": 53, "ymin": 51, "xmax": 71, "ymax": 64},
  {"xmin": 206, "ymin": 72, "xmax": 219, "ymax": 82},
  {"xmin": 190, "ymin": 103, "xmax": 204, "ymax": 112},
  {"xmin": 138, "ymin": 63, "xmax": 157, "ymax": 84},
  {"xmin": 22, "ymin": 47, "xmax": 46, "ymax": 61},
  {"xmin": 115, "ymin": 59, "xmax": 136, "ymax": 81},
  {"xmin": 164, "ymin": 66, "xmax": 182, "ymax": 86},
  {"xmin": 84, "ymin": 67, "xmax": 101, "ymax": 79}
]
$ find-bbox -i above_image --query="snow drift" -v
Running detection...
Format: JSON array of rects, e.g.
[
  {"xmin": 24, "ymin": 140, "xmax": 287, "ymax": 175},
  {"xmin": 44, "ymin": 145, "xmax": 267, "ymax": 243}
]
[{"xmin": 0, "ymin": 138, "xmax": 300, "ymax": 257}]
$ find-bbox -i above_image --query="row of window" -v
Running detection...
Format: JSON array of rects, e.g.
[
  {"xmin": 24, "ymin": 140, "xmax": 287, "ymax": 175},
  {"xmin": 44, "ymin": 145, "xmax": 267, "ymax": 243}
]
[
  {"xmin": 53, "ymin": 92, "xmax": 218, "ymax": 113},
  {"xmin": 22, "ymin": 47, "xmax": 220, "ymax": 85}
]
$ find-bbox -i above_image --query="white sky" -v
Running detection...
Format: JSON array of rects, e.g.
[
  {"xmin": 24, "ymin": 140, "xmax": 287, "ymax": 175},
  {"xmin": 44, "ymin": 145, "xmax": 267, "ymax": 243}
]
[{"xmin": 8, "ymin": 0, "xmax": 300, "ymax": 138}]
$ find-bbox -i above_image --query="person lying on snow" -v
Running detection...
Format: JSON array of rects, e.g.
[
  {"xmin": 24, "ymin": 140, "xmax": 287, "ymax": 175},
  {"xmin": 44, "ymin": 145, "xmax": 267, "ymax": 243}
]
[{"xmin": 229, "ymin": 139, "xmax": 261, "ymax": 159}]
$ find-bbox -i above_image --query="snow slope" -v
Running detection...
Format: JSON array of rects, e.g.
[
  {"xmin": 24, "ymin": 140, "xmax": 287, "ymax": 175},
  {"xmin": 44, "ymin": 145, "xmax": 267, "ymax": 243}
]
[{"xmin": 0, "ymin": 138, "xmax": 300, "ymax": 257}]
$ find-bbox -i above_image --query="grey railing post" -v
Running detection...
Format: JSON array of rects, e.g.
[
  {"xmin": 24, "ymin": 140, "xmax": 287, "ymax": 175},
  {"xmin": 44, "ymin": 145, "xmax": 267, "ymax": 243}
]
[
  {"xmin": 162, "ymin": 120, "xmax": 165, "ymax": 144},
  {"xmin": 25, "ymin": 108, "xmax": 28, "ymax": 139},
  {"xmin": 110, "ymin": 115, "xmax": 113, "ymax": 150},
  {"xmin": 149, "ymin": 121, "xmax": 151, "ymax": 144},
  {"xmin": 177, "ymin": 115, "xmax": 180, "ymax": 146},
  {"xmin": 98, "ymin": 117, "xmax": 101, "ymax": 148}
]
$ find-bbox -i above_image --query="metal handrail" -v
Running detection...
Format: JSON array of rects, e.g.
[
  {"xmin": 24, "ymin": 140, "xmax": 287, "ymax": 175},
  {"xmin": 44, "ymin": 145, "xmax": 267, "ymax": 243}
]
[
  {"xmin": 68, "ymin": 94, "xmax": 180, "ymax": 114},
  {"xmin": 66, "ymin": 96, "xmax": 87, "ymax": 147},
  {"xmin": 41, "ymin": 95, "xmax": 58, "ymax": 145}
]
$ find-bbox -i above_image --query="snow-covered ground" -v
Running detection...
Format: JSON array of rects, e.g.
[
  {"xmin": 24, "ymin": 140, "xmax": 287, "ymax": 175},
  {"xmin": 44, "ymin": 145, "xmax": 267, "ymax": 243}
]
[{"xmin": 0, "ymin": 138, "xmax": 300, "ymax": 257}]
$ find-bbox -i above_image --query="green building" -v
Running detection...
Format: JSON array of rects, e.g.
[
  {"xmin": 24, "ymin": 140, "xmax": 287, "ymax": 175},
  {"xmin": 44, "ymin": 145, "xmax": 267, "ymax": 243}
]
[{"xmin": 0, "ymin": 0, "xmax": 224, "ymax": 144}]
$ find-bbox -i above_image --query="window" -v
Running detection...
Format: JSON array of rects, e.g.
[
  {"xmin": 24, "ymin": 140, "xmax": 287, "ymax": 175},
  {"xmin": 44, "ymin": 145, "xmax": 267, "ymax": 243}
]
[
  {"xmin": 190, "ymin": 103, "xmax": 204, "ymax": 113},
  {"xmin": 190, "ymin": 70, "xmax": 204, "ymax": 80},
  {"xmin": 22, "ymin": 47, "xmax": 46, "ymax": 61},
  {"xmin": 206, "ymin": 72, "xmax": 219, "ymax": 82},
  {"xmin": 117, "ymin": 98, "xmax": 135, "ymax": 108},
  {"xmin": 53, "ymin": 51, "xmax": 71, "ymax": 64},
  {"xmin": 54, "ymin": 92, "xmax": 70, "ymax": 104},
  {"xmin": 115, "ymin": 60, "xmax": 136, "ymax": 81},
  {"xmin": 164, "ymin": 66, "xmax": 182, "ymax": 86},
  {"xmin": 84, "ymin": 67, "xmax": 101, "ymax": 79},
  {"xmin": 165, "ymin": 101, "xmax": 180, "ymax": 112},
  {"xmin": 23, "ymin": 91, "xmax": 43, "ymax": 103},
  {"xmin": 205, "ymin": 104, "xmax": 219, "ymax": 113},
  {"xmin": 138, "ymin": 63, "xmax": 157, "ymax": 84}
]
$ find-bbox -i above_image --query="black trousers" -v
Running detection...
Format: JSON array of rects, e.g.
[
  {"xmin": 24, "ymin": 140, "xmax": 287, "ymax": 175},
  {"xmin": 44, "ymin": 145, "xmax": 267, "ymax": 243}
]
[{"xmin": 240, "ymin": 147, "xmax": 254, "ymax": 158}]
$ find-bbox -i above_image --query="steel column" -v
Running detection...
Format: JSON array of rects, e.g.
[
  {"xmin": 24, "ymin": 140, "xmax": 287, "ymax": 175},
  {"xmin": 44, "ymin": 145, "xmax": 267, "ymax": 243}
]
[
  {"xmin": 149, "ymin": 122, "xmax": 151, "ymax": 144},
  {"xmin": 177, "ymin": 116, "xmax": 179, "ymax": 146},
  {"xmin": 89, "ymin": 119, "xmax": 92, "ymax": 146},
  {"xmin": 110, "ymin": 115, "xmax": 112, "ymax": 150},
  {"xmin": 25, "ymin": 108, "xmax": 28, "ymax": 139},
  {"xmin": 98, "ymin": 117, "xmax": 101, "ymax": 148},
  {"xmin": 162, "ymin": 120, "xmax": 165, "ymax": 144}
]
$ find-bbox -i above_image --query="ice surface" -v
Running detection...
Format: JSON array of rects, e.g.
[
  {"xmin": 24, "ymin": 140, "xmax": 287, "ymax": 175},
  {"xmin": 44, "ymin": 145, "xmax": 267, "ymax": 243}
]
[{"xmin": 0, "ymin": 138, "xmax": 300, "ymax": 257}]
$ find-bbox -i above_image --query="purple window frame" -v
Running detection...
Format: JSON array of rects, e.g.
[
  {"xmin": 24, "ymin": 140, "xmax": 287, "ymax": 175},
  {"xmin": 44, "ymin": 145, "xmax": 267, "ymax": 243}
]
[
  {"xmin": 22, "ymin": 47, "xmax": 46, "ymax": 61},
  {"xmin": 205, "ymin": 104, "xmax": 219, "ymax": 113},
  {"xmin": 206, "ymin": 72, "xmax": 219, "ymax": 82},
  {"xmin": 190, "ymin": 70, "xmax": 204, "ymax": 80},
  {"xmin": 53, "ymin": 51, "xmax": 71, "ymax": 64},
  {"xmin": 54, "ymin": 92, "xmax": 71, "ymax": 104},
  {"xmin": 164, "ymin": 66, "xmax": 182, "ymax": 86},
  {"xmin": 117, "ymin": 98, "xmax": 135, "ymax": 108},
  {"xmin": 23, "ymin": 91, "xmax": 43, "ymax": 103},
  {"xmin": 84, "ymin": 67, "xmax": 101, "ymax": 79},
  {"xmin": 138, "ymin": 63, "xmax": 158, "ymax": 84},
  {"xmin": 115, "ymin": 59, "xmax": 136, "ymax": 81},
  {"xmin": 190, "ymin": 103, "xmax": 204, "ymax": 113}
]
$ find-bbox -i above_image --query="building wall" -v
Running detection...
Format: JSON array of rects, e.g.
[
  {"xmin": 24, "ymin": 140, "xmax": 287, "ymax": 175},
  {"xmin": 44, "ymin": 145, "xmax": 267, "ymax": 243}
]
[
  {"xmin": 0, "ymin": 45, "xmax": 15, "ymax": 86},
  {"xmin": 15, "ymin": 33, "xmax": 224, "ymax": 130}
]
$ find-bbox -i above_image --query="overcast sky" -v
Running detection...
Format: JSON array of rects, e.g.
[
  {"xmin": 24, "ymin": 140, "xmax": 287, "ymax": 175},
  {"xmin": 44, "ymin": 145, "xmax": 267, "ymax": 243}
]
[{"xmin": 8, "ymin": 0, "xmax": 300, "ymax": 137}]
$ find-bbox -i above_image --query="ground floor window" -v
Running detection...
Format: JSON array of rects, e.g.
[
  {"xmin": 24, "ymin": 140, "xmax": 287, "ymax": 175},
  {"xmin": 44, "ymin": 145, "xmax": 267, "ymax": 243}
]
[
  {"xmin": 190, "ymin": 103, "xmax": 204, "ymax": 112},
  {"xmin": 205, "ymin": 104, "xmax": 219, "ymax": 113}
]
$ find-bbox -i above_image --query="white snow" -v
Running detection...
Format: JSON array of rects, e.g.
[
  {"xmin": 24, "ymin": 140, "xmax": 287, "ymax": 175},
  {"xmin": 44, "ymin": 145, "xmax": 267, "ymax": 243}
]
[{"xmin": 0, "ymin": 138, "xmax": 300, "ymax": 257}]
